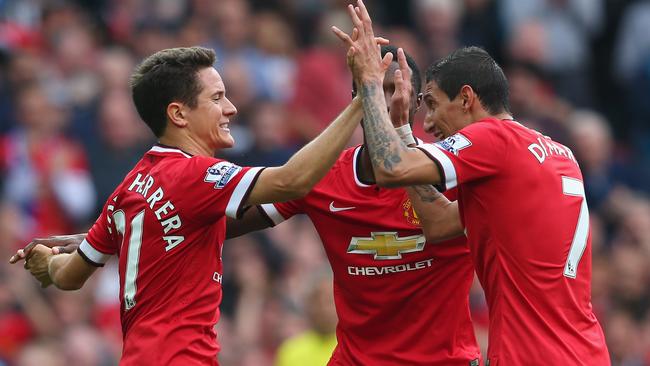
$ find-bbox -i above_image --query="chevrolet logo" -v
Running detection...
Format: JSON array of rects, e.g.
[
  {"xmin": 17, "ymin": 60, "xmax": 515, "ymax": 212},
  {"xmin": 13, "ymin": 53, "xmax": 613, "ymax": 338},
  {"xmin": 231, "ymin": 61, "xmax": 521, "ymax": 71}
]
[{"xmin": 347, "ymin": 232, "xmax": 426, "ymax": 260}]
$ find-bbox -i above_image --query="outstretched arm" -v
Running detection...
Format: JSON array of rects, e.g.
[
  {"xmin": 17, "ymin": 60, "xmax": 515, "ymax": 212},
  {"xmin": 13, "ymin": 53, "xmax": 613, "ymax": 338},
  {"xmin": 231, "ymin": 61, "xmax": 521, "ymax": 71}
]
[
  {"xmin": 23, "ymin": 244, "xmax": 96, "ymax": 290},
  {"xmin": 245, "ymin": 97, "xmax": 363, "ymax": 205},
  {"xmin": 9, "ymin": 234, "xmax": 86, "ymax": 264},
  {"xmin": 243, "ymin": 33, "xmax": 392, "ymax": 206},
  {"xmin": 9, "ymin": 208, "xmax": 276, "ymax": 263}
]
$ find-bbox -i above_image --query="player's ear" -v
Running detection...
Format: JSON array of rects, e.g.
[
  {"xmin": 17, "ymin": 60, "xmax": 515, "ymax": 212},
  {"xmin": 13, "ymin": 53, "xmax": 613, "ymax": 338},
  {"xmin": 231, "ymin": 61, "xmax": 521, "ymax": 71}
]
[
  {"xmin": 167, "ymin": 102, "xmax": 188, "ymax": 128},
  {"xmin": 459, "ymin": 85, "xmax": 474, "ymax": 113}
]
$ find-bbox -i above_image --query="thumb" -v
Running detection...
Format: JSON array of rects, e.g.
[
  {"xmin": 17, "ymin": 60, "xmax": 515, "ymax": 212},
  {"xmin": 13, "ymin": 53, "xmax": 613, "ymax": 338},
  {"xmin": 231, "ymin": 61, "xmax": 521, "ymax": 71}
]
[{"xmin": 9, "ymin": 249, "xmax": 26, "ymax": 264}]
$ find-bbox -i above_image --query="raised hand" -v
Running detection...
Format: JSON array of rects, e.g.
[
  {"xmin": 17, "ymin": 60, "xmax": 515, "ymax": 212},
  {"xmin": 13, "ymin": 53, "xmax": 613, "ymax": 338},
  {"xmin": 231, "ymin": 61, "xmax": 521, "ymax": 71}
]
[
  {"xmin": 331, "ymin": 0, "xmax": 392, "ymax": 84},
  {"xmin": 389, "ymin": 48, "xmax": 413, "ymax": 128}
]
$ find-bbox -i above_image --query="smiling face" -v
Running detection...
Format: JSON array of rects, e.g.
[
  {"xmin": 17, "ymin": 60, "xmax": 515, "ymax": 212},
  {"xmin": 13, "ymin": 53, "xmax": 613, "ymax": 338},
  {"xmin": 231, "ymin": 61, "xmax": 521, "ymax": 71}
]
[{"xmin": 184, "ymin": 67, "xmax": 238, "ymax": 150}]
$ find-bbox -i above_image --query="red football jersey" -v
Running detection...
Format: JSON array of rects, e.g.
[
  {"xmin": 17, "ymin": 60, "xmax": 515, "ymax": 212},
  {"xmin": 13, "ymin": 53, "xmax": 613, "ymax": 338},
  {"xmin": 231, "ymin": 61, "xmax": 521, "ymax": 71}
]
[
  {"xmin": 418, "ymin": 118, "xmax": 610, "ymax": 365},
  {"xmin": 79, "ymin": 144, "xmax": 264, "ymax": 365},
  {"xmin": 260, "ymin": 146, "xmax": 480, "ymax": 366}
]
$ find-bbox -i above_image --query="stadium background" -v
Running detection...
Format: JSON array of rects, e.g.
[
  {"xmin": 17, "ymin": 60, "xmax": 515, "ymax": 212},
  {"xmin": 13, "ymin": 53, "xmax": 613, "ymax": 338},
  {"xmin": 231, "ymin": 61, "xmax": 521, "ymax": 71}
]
[{"xmin": 0, "ymin": 0, "xmax": 649, "ymax": 364}]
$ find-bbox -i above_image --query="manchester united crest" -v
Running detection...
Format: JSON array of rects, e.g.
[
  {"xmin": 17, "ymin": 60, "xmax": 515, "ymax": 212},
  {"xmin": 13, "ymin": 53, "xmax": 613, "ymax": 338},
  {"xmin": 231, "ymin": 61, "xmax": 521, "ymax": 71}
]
[{"xmin": 402, "ymin": 199, "xmax": 420, "ymax": 226}]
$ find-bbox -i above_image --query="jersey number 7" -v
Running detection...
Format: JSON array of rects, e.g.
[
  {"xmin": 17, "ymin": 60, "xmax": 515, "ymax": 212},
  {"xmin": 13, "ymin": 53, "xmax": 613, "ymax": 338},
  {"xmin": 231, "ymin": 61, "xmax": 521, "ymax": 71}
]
[{"xmin": 561, "ymin": 176, "xmax": 589, "ymax": 279}]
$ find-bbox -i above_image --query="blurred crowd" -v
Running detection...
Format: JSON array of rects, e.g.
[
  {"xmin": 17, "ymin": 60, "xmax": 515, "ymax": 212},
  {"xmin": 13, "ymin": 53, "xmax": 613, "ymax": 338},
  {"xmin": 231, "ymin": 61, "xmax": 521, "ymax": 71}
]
[{"xmin": 0, "ymin": 0, "xmax": 649, "ymax": 365}]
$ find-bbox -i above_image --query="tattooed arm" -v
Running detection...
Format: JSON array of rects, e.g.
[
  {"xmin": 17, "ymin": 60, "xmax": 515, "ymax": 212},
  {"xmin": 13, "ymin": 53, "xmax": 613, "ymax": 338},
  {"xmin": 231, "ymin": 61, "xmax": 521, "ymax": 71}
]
[
  {"xmin": 331, "ymin": 1, "xmax": 462, "ymax": 238},
  {"xmin": 331, "ymin": 2, "xmax": 442, "ymax": 187},
  {"xmin": 406, "ymin": 185, "xmax": 464, "ymax": 242},
  {"xmin": 359, "ymin": 81, "xmax": 441, "ymax": 186}
]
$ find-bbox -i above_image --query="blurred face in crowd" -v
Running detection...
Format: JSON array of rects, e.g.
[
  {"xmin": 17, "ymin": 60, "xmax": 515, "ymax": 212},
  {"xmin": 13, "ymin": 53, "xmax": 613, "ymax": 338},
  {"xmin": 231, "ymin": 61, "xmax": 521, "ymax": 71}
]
[
  {"xmin": 422, "ymin": 80, "xmax": 472, "ymax": 139},
  {"xmin": 182, "ymin": 67, "xmax": 238, "ymax": 150},
  {"xmin": 17, "ymin": 86, "xmax": 67, "ymax": 136},
  {"xmin": 306, "ymin": 278, "xmax": 337, "ymax": 334}
]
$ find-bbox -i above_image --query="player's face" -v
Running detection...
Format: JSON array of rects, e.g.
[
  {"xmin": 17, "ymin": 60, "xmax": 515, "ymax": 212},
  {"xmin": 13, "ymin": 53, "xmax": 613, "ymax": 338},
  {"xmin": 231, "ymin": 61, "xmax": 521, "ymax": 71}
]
[
  {"xmin": 422, "ymin": 80, "xmax": 468, "ymax": 139},
  {"xmin": 185, "ymin": 67, "xmax": 237, "ymax": 149},
  {"xmin": 383, "ymin": 61, "xmax": 419, "ymax": 121}
]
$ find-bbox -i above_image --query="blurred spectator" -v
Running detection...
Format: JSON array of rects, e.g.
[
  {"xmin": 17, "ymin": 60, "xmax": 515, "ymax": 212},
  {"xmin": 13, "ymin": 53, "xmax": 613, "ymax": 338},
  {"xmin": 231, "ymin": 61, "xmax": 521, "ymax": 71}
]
[
  {"xmin": 506, "ymin": 60, "xmax": 572, "ymax": 140},
  {"xmin": 62, "ymin": 324, "xmax": 117, "ymax": 366},
  {"xmin": 412, "ymin": 0, "xmax": 462, "ymax": 62},
  {"xmin": 567, "ymin": 110, "xmax": 632, "ymax": 209},
  {"xmin": 275, "ymin": 267, "xmax": 337, "ymax": 366},
  {"xmin": 613, "ymin": 0, "xmax": 650, "ymax": 159},
  {"xmin": 16, "ymin": 339, "xmax": 65, "ymax": 366},
  {"xmin": 501, "ymin": 0, "xmax": 604, "ymax": 106},
  {"xmin": 86, "ymin": 90, "xmax": 153, "ymax": 211},
  {"xmin": 251, "ymin": 11, "xmax": 297, "ymax": 102},
  {"xmin": 459, "ymin": 0, "xmax": 504, "ymax": 63},
  {"xmin": 287, "ymin": 10, "xmax": 354, "ymax": 142},
  {"xmin": 0, "ymin": 82, "xmax": 95, "ymax": 246},
  {"xmin": 239, "ymin": 101, "xmax": 297, "ymax": 167}
]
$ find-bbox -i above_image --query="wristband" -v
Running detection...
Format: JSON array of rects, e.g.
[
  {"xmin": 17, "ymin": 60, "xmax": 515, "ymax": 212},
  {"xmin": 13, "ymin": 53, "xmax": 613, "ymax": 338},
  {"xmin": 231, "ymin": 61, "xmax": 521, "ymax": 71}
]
[{"xmin": 395, "ymin": 124, "xmax": 416, "ymax": 146}]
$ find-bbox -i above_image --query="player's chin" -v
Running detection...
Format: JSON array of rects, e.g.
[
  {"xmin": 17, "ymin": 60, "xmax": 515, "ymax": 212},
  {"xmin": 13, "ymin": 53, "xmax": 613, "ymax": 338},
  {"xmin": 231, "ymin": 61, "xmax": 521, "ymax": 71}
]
[{"xmin": 221, "ymin": 135, "xmax": 235, "ymax": 149}]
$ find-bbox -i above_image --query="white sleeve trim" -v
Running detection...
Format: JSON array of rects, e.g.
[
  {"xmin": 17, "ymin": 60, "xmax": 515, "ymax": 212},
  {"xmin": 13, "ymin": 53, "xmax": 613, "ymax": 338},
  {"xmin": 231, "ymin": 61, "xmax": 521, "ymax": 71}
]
[
  {"xmin": 225, "ymin": 167, "xmax": 264, "ymax": 219},
  {"xmin": 418, "ymin": 144, "xmax": 458, "ymax": 190},
  {"xmin": 260, "ymin": 203, "xmax": 286, "ymax": 225},
  {"xmin": 79, "ymin": 239, "xmax": 112, "ymax": 265},
  {"xmin": 352, "ymin": 146, "xmax": 372, "ymax": 188}
]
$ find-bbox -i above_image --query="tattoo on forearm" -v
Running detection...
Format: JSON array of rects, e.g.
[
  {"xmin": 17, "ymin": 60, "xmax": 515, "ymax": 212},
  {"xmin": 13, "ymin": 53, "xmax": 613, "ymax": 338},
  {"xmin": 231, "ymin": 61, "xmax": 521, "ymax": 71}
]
[
  {"xmin": 412, "ymin": 185, "xmax": 442, "ymax": 203},
  {"xmin": 361, "ymin": 82, "xmax": 406, "ymax": 171}
]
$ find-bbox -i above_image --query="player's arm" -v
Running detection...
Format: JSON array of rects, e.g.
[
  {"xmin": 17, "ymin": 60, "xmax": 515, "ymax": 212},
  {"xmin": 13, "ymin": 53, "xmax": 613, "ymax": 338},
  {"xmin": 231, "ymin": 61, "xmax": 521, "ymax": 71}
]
[
  {"xmin": 379, "ymin": 48, "xmax": 464, "ymax": 241},
  {"xmin": 226, "ymin": 206, "xmax": 274, "ymax": 239},
  {"xmin": 245, "ymin": 97, "xmax": 364, "ymax": 205},
  {"xmin": 24, "ymin": 244, "xmax": 97, "ymax": 290},
  {"xmin": 333, "ymin": 3, "xmax": 443, "ymax": 188},
  {"xmin": 244, "ymin": 34, "xmax": 391, "ymax": 206},
  {"xmin": 407, "ymin": 186, "xmax": 464, "ymax": 242},
  {"xmin": 9, "ymin": 234, "xmax": 86, "ymax": 264}
]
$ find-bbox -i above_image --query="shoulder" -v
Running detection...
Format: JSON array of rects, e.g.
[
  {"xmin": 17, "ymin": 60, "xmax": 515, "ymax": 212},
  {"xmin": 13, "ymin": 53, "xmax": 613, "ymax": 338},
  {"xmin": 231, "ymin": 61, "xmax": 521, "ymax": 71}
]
[
  {"xmin": 461, "ymin": 118, "xmax": 506, "ymax": 137},
  {"xmin": 336, "ymin": 145, "xmax": 359, "ymax": 168},
  {"xmin": 444, "ymin": 118, "xmax": 510, "ymax": 151},
  {"xmin": 317, "ymin": 146, "xmax": 357, "ymax": 182},
  {"xmin": 188, "ymin": 156, "xmax": 248, "ymax": 189},
  {"xmin": 167, "ymin": 155, "xmax": 242, "ymax": 176}
]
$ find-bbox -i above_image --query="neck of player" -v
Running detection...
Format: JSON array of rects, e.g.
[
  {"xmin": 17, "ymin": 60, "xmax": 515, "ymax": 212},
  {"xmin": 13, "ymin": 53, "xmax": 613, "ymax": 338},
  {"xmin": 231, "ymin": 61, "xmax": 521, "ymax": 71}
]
[{"xmin": 158, "ymin": 133, "xmax": 214, "ymax": 157}]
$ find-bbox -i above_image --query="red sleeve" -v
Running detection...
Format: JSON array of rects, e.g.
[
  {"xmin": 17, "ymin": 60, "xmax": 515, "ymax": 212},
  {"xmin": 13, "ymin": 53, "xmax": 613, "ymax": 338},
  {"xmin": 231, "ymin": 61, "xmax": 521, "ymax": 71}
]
[
  {"xmin": 416, "ymin": 121, "xmax": 507, "ymax": 191},
  {"xmin": 258, "ymin": 199, "xmax": 304, "ymax": 226},
  {"xmin": 80, "ymin": 191, "xmax": 120, "ymax": 267},
  {"xmin": 181, "ymin": 157, "xmax": 265, "ymax": 222}
]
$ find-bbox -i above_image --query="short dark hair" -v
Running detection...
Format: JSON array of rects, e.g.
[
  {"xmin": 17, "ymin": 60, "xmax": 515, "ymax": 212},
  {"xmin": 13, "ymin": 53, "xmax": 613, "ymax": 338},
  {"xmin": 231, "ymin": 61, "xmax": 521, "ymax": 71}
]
[
  {"xmin": 130, "ymin": 46, "xmax": 216, "ymax": 137},
  {"xmin": 425, "ymin": 46, "xmax": 510, "ymax": 114},
  {"xmin": 352, "ymin": 45, "xmax": 422, "ymax": 96}
]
